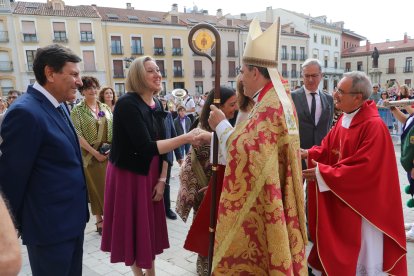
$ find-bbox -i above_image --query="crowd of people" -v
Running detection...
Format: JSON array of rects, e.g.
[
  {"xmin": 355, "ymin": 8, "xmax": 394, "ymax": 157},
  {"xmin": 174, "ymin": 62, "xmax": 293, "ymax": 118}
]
[{"xmin": 0, "ymin": 18, "xmax": 412, "ymax": 276}]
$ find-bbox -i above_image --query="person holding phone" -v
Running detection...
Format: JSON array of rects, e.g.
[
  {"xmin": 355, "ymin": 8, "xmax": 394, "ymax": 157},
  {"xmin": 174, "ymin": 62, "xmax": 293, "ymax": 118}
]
[{"xmin": 71, "ymin": 76, "xmax": 113, "ymax": 235}]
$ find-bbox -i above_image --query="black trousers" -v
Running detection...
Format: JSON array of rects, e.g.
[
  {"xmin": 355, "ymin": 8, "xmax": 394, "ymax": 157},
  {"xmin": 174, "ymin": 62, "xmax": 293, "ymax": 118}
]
[{"xmin": 163, "ymin": 164, "xmax": 173, "ymax": 211}]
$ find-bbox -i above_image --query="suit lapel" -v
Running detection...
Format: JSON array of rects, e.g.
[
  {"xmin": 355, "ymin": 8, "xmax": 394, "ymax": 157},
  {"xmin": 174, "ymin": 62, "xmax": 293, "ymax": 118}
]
[
  {"xmin": 299, "ymin": 89, "xmax": 313, "ymax": 121},
  {"xmin": 28, "ymin": 88, "xmax": 80, "ymax": 152}
]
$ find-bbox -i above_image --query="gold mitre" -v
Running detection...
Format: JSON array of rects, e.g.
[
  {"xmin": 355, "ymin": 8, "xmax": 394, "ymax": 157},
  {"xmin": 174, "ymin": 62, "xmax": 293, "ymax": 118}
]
[{"xmin": 242, "ymin": 18, "xmax": 280, "ymax": 68}]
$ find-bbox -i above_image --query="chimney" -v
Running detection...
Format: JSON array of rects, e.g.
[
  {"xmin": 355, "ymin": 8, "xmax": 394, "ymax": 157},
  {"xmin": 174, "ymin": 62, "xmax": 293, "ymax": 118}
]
[
  {"xmin": 171, "ymin": 3, "xmax": 178, "ymax": 13},
  {"xmin": 266, "ymin": 6, "xmax": 273, "ymax": 23},
  {"xmin": 126, "ymin": 3, "xmax": 134, "ymax": 9},
  {"xmin": 216, "ymin": 8, "xmax": 222, "ymax": 18},
  {"xmin": 365, "ymin": 40, "xmax": 370, "ymax": 52},
  {"xmin": 240, "ymin": 13, "xmax": 247, "ymax": 20},
  {"xmin": 404, "ymin": 32, "xmax": 408, "ymax": 43}
]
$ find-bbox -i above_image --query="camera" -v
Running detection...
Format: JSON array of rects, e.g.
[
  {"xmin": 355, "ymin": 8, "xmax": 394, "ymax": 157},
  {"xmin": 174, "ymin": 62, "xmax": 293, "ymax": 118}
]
[{"xmin": 98, "ymin": 143, "xmax": 111, "ymax": 155}]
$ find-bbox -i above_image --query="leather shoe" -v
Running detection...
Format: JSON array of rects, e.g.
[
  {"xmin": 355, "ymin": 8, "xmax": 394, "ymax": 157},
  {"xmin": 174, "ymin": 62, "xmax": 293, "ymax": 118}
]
[{"xmin": 166, "ymin": 209, "xmax": 177, "ymax": 220}]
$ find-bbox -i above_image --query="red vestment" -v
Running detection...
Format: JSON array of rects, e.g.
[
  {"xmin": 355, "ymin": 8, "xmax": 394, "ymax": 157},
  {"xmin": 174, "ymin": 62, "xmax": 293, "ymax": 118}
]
[{"xmin": 307, "ymin": 100, "xmax": 407, "ymax": 275}]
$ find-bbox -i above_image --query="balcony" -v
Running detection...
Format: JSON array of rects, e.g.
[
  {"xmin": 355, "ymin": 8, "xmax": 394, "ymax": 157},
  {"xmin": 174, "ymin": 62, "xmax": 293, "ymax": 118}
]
[
  {"xmin": 404, "ymin": 66, "xmax": 413, "ymax": 73},
  {"xmin": 281, "ymin": 53, "xmax": 289, "ymax": 60},
  {"xmin": 194, "ymin": 70, "xmax": 204, "ymax": 77},
  {"xmin": 131, "ymin": 46, "xmax": 144, "ymax": 55},
  {"xmin": 173, "ymin": 69, "xmax": 184, "ymax": 77},
  {"xmin": 80, "ymin": 32, "xmax": 94, "ymax": 42},
  {"xmin": 22, "ymin": 33, "xmax": 38, "ymax": 42},
  {"xmin": 227, "ymin": 50, "xmax": 238, "ymax": 57},
  {"xmin": 0, "ymin": 61, "xmax": 13, "ymax": 72},
  {"xmin": 291, "ymin": 54, "xmax": 298, "ymax": 60},
  {"xmin": 27, "ymin": 63, "xmax": 34, "ymax": 72},
  {"xmin": 160, "ymin": 69, "xmax": 167, "ymax": 78},
  {"xmin": 113, "ymin": 69, "xmax": 125, "ymax": 78},
  {"xmin": 172, "ymin": 47, "xmax": 183, "ymax": 56},
  {"xmin": 0, "ymin": 31, "xmax": 9, "ymax": 42},
  {"xmin": 53, "ymin": 32, "xmax": 67, "ymax": 43},
  {"xmin": 386, "ymin": 67, "xmax": 396, "ymax": 74},
  {"xmin": 154, "ymin": 47, "xmax": 165, "ymax": 56},
  {"xmin": 111, "ymin": 45, "xmax": 123, "ymax": 55},
  {"xmin": 299, "ymin": 54, "xmax": 307, "ymax": 61},
  {"xmin": 282, "ymin": 70, "xmax": 289, "ymax": 78},
  {"xmin": 290, "ymin": 70, "xmax": 298, "ymax": 78}
]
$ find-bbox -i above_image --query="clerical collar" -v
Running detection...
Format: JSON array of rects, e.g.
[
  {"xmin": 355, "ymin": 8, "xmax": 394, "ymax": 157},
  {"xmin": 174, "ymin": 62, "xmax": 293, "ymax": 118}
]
[
  {"xmin": 252, "ymin": 87, "xmax": 264, "ymax": 103},
  {"xmin": 344, "ymin": 105, "xmax": 361, "ymax": 115}
]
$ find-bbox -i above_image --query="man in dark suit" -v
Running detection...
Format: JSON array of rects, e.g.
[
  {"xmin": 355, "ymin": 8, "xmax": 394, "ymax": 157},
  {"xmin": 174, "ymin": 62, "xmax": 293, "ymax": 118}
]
[
  {"xmin": 292, "ymin": 58, "xmax": 334, "ymax": 169},
  {"xmin": 0, "ymin": 44, "xmax": 88, "ymax": 276},
  {"xmin": 174, "ymin": 105, "xmax": 191, "ymax": 156}
]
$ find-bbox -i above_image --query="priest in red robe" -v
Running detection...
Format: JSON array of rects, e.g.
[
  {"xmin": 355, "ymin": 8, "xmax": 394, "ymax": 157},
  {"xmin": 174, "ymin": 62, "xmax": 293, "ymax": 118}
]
[{"xmin": 302, "ymin": 71, "xmax": 407, "ymax": 275}]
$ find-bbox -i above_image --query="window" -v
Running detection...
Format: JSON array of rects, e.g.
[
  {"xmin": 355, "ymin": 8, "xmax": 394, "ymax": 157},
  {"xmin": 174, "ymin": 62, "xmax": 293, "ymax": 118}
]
[
  {"xmin": 53, "ymin": 22, "xmax": 67, "ymax": 42},
  {"xmin": 291, "ymin": 64, "xmax": 297, "ymax": 78},
  {"xmin": 345, "ymin": 62, "xmax": 351, "ymax": 72},
  {"xmin": 0, "ymin": 20, "xmax": 8, "ymax": 42},
  {"xmin": 387, "ymin": 59, "xmax": 395, "ymax": 74},
  {"xmin": 114, "ymin": 83, "xmax": 125, "ymax": 96},
  {"xmin": 300, "ymin": 47, "xmax": 306, "ymax": 60},
  {"xmin": 281, "ymin": 46, "xmax": 288, "ymax": 60},
  {"xmin": 156, "ymin": 60, "xmax": 166, "ymax": 77},
  {"xmin": 282, "ymin": 63, "xmax": 288, "ymax": 78},
  {"xmin": 173, "ymin": 60, "xmax": 183, "ymax": 77},
  {"xmin": 80, "ymin": 23, "xmax": 93, "ymax": 42},
  {"xmin": 405, "ymin": 79, "xmax": 411, "ymax": 87},
  {"xmin": 171, "ymin": 15, "xmax": 178, "ymax": 24},
  {"xmin": 334, "ymin": 57, "xmax": 338, "ymax": 69},
  {"xmin": 194, "ymin": 60, "xmax": 203, "ymax": 77},
  {"xmin": 172, "ymin": 38, "xmax": 182, "ymax": 56},
  {"xmin": 82, "ymin": 51, "xmax": 96, "ymax": 72},
  {"xmin": 313, "ymin": 34, "xmax": 317, "ymax": 43},
  {"xmin": 324, "ymin": 57, "xmax": 328, "ymax": 68},
  {"xmin": 357, "ymin": 61, "xmax": 363, "ymax": 71},
  {"xmin": 0, "ymin": 79, "xmax": 14, "ymax": 97},
  {"xmin": 335, "ymin": 38, "xmax": 338, "ymax": 47},
  {"xmin": 26, "ymin": 50, "xmax": 36, "ymax": 71},
  {"xmin": 291, "ymin": 46, "xmax": 297, "ymax": 60},
  {"xmin": 0, "ymin": 51, "xmax": 12, "ymax": 71},
  {"xmin": 111, "ymin": 36, "xmax": 123, "ymax": 55},
  {"xmin": 21, "ymin": 21, "xmax": 37, "ymax": 42},
  {"xmin": 227, "ymin": 41, "xmax": 236, "ymax": 57},
  {"xmin": 131, "ymin": 37, "xmax": 143, "ymax": 55},
  {"xmin": 154, "ymin": 38, "xmax": 165, "ymax": 55},
  {"xmin": 228, "ymin": 61, "xmax": 236, "ymax": 77},
  {"xmin": 195, "ymin": 81, "xmax": 203, "ymax": 94},
  {"xmin": 404, "ymin": 57, "xmax": 413, "ymax": 73},
  {"xmin": 113, "ymin": 60, "xmax": 124, "ymax": 78}
]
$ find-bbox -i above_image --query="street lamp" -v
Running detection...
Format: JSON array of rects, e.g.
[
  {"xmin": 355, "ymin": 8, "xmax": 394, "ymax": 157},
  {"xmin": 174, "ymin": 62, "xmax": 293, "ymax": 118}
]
[{"xmin": 123, "ymin": 56, "xmax": 135, "ymax": 68}]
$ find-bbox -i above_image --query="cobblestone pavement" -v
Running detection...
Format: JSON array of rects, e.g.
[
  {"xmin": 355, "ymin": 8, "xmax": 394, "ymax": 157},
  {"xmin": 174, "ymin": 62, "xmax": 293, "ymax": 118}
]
[{"xmin": 19, "ymin": 142, "xmax": 413, "ymax": 275}]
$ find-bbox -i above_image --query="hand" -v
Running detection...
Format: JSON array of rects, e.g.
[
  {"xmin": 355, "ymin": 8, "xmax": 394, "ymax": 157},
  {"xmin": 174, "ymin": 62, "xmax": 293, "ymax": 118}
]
[
  {"xmin": 208, "ymin": 105, "xmax": 226, "ymax": 131},
  {"xmin": 302, "ymin": 159, "xmax": 317, "ymax": 181},
  {"xmin": 152, "ymin": 181, "xmax": 165, "ymax": 201},
  {"xmin": 193, "ymin": 129, "xmax": 212, "ymax": 146},
  {"xmin": 198, "ymin": 186, "xmax": 208, "ymax": 195},
  {"xmin": 300, "ymin": 148, "xmax": 308, "ymax": 159},
  {"xmin": 186, "ymin": 128, "xmax": 200, "ymax": 144},
  {"xmin": 94, "ymin": 152, "xmax": 108, "ymax": 162}
]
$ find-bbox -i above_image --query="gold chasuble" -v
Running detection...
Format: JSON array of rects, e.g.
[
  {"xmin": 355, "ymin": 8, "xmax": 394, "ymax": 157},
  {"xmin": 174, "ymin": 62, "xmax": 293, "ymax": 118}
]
[{"xmin": 212, "ymin": 82, "xmax": 308, "ymax": 275}]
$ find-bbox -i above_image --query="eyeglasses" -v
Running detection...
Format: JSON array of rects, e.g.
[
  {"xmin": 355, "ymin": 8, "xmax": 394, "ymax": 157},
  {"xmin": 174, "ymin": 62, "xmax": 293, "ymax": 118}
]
[
  {"xmin": 334, "ymin": 88, "xmax": 362, "ymax": 96},
  {"xmin": 303, "ymin": 74, "xmax": 321, "ymax": 79}
]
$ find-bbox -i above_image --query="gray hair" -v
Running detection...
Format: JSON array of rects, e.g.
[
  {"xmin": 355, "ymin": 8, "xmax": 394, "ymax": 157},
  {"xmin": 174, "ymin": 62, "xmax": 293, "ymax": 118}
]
[
  {"xmin": 302, "ymin": 58, "xmax": 322, "ymax": 72},
  {"xmin": 343, "ymin": 71, "xmax": 372, "ymax": 100}
]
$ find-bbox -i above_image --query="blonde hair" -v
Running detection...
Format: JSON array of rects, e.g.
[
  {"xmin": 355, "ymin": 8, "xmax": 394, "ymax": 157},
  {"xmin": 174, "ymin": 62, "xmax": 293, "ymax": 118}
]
[{"xmin": 125, "ymin": 56, "xmax": 161, "ymax": 95}]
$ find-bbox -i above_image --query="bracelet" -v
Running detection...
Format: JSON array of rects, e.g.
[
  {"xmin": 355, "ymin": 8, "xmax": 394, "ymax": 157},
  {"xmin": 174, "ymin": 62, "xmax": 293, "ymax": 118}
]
[{"xmin": 158, "ymin": 177, "xmax": 167, "ymax": 183}]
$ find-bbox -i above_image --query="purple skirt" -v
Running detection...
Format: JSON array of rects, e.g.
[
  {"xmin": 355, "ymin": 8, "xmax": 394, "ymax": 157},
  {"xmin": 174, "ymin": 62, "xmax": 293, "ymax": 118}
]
[{"xmin": 101, "ymin": 157, "xmax": 169, "ymax": 268}]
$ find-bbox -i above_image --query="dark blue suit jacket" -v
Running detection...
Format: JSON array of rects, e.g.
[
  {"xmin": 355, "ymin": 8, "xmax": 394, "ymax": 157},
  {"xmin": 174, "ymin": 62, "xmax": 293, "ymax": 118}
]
[
  {"xmin": 0, "ymin": 85, "xmax": 88, "ymax": 246},
  {"xmin": 165, "ymin": 112, "xmax": 182, "ymax": 165}
]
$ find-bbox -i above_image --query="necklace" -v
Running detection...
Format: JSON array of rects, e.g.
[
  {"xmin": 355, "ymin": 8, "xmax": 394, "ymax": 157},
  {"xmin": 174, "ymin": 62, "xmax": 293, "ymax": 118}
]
[{"xmin": 86, "ymin": 102, "xmax": 100, "ymax": 119}]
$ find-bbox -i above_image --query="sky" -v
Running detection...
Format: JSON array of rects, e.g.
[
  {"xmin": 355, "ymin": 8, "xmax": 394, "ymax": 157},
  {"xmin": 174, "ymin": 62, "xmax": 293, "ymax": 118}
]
[{"xmin": 23, "ymin": 0, "xmax": 411, "ymax": 44}]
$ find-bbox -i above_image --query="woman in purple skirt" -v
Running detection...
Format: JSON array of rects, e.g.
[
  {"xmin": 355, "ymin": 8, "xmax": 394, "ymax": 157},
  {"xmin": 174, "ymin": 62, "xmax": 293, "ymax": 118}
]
[{"xmin": 101, "ymin": 56, "xmax": 197, "ymax": 276}]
